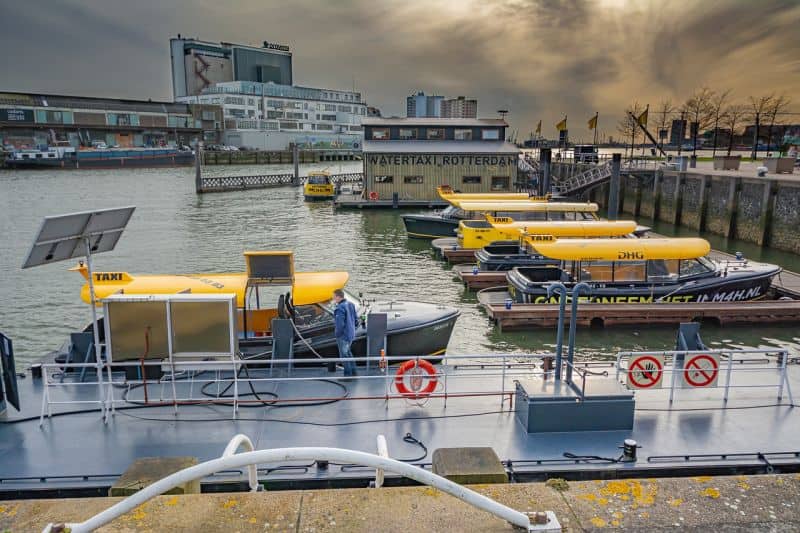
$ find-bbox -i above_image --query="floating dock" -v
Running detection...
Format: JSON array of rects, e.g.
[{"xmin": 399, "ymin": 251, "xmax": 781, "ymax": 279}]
[
  {"xmin": 477, "ymin": 288, "xmax": 800, "ymax": 330},
  {"xmin": 432, "ymin": 237, "xmax": 476, "ymax": 263},
  {"xmin": 454, "ymin": 264, "xmax": 507, "ymax": 290}
]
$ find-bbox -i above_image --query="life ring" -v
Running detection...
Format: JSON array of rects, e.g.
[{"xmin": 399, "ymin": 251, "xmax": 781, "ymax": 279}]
[
  {"xmin": 368, "ymin": 191, "xmax": 379, "ymax": 201},
  {"xmin": 395, "ymin": 359, "xmax": 438, "ymax": 399}
]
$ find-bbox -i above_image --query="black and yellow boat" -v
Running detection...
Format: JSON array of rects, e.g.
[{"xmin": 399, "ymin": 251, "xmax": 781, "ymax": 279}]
[
  {"xmin": 303, "ymin": 171, "xmax": 335, "ymax": 201},
  {"xmin": 403, "ymin": 194, "xmax": 599, "ymax": 239},
  {"xmin": 506, "ymin": 236, "xmax": 781, "ymax": 304},
  {"xmin": 70, "ymin": 251, "xmax": 458, "ymax": 361}
]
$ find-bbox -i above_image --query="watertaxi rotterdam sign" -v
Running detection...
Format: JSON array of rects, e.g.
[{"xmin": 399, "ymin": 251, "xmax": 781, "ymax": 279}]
[{"xmin": 368, "ymin": 155, "xmax": 516, "ymax": 167}]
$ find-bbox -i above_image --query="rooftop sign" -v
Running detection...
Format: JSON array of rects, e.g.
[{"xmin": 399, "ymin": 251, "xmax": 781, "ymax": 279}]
[{"xmin": 263, "ymin": 41, "xmax": 290, "ymax": 52}]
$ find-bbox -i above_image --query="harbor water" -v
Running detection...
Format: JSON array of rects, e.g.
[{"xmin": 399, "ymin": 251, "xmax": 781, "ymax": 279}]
[{"xmin": 1, "ymin": 163, "xmax": 799, "ymax": 365}]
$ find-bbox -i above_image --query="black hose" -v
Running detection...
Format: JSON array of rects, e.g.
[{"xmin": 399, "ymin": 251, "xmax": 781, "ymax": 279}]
[{"xmin": 398, "ymin": 432, "xmax": 428, "ymax": 462}]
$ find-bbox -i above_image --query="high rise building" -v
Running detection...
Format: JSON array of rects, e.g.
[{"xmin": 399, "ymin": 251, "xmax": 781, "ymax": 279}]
[
  {"xmin": 670, "ymin": 119, "xmax": 687, "ymax": 146},
  {"xmin": 170, "ymin": 36, "xmax": 293, "ymax": 99},
  {"xmin": 441, "ymin": 96, "xmax": 478, "ymax": 119},
  {"xmin": 406, "ymin": 91, "xmax": 443, "ymax": 118}
]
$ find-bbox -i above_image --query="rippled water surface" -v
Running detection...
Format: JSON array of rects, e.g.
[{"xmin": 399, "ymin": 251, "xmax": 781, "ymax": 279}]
[{"xmin": 1, "ymin": 163, "xmax": 798, "ymax": 364}]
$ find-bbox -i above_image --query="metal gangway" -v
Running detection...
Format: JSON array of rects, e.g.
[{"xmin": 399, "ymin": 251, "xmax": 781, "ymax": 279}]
[{"xmin": 551, "ymin": 159, "xmax": 612, "ymax": 195}]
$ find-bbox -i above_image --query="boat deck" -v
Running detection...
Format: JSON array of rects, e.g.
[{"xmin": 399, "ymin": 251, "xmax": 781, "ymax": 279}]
[
  {"xmin": 2, "ymin": 352, "xmax": 799, "ymax": 498},
  {"xmin": 477, "ymin": 288, "xmax": 800, "ymax": 329}
]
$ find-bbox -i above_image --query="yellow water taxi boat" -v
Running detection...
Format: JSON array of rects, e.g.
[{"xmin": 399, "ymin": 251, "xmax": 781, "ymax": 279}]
[
  {"xmin": 71, "ymin": 251, "xmax": 459, "ymax": 360},
  {"xmin": 457, "ymin": 215, "xmax": 637, "ymax": 250},
  {"xmin": 303, "ymin": 171, "xmax": 335, "ymax": 201},
  {"xmin": 450, "ymin": 200, "xmax": 600, "ymax": 219},
  {"xmin": 436, "ymin": 185, "xmax": 535, "ymax": 202},
  {"xmin": 507, "ymin": 236, "xmax": 780, "ymax": 304}
]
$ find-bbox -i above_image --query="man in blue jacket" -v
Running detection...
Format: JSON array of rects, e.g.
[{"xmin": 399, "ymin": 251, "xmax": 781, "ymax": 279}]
[{"xmin": 333, "ymin": 289, "xmax": 357, "ymax": 377}]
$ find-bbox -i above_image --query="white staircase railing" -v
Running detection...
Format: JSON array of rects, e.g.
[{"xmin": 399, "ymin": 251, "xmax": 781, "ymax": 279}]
[{"xmin": 552, "ymin": 160, "xmax": 612, "ymax": 195}]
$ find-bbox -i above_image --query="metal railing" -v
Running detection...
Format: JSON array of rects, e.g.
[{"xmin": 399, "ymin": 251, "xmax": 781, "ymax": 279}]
[
  {"xmin": 615, "ymin": 349, "xmax": 794, "ymax": 404},
  {"xmin": 38, "ymin": 353, "xmax": 556, "ymax": 423},
  {"xmin": 199, "ymin": 172, "xmax": 363, "ymax": 192}
]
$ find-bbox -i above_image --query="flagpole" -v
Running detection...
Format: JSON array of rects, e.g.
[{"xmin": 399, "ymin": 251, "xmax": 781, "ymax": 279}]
[{"xmin": 593, "ymin": 112, "xmax": 598, "ymax": 147}]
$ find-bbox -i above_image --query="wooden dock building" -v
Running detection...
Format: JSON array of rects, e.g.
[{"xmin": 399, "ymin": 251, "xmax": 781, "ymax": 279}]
[{"xmin": 361, "ymin": 117, "xmax": 519, "ymax": 201}]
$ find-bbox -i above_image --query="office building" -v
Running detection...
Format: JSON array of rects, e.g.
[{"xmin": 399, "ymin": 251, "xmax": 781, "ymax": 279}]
[
  {"xmin": 178, "ymin": 81, "xmax": 366, "ymax": 150},
  {"xmin": 406, "ymin": 91, "xmax": 444, "ymax": 118},
  {"xmin": 670, "ymin": 119, "xmax": 687, "ymax": 146},
  {"xmin": 170, "ymin": 36, "xmax": 293, "ymax": 99},
  {"xmin": 441, "ymin": 96, "xmax": 478, "ymax": 119},
  {"xmin": 362, "ymin": 117, "xmax": 518, "ymax": 201},
  {"xmin": 0, "ymin": 91, "xmax": 206, "ymax": 149}
]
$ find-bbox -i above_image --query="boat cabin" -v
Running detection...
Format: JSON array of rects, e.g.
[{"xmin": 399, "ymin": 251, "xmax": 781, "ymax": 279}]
[{"xmin": 303, "ymin": 171, "xmax": 335, "ymax": 200}]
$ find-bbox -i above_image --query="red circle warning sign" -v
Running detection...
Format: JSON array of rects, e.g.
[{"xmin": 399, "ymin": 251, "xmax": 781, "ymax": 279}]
[
  {"xmin": 628, "ymin": 355, "xmax": 664, "ymax": 388},
  {"xmin": 683, "ymin": 354, "xmax": 719, "ymax": 387}
]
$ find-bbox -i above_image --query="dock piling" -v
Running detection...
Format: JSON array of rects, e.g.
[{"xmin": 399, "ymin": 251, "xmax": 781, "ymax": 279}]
[
  {"xmin": 194, "ymin": 140, "xmax": 203, "ymax": 194},
  {"xmin": 292, "ymin": 144, "xmax": 300, "ymax": 186},
  {"xmin": 539, "ymin": 148, "xmax": 552, "ymax": 196},
  {"xmin": 608, "ymin": 153, "xmax": 621, "ymax": 220}
]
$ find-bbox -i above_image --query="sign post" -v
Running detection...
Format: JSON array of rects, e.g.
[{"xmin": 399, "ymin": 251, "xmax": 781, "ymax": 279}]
[
  {"xmin": 626, "ymin": 354, "xmax": 665, "ymax": 389},
  {"xmin": 681, "ymin": 353, "xmax": 720, "ymax": 388}
]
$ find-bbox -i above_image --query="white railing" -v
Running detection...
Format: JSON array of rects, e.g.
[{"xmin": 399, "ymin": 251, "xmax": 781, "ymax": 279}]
[
  {"xmin": 38, "ymin": 353, "xmax": 556, "ymax": 423},
  {"xmin": 615, "ymin": 349, "xmax": 794, "ymax": 404}
]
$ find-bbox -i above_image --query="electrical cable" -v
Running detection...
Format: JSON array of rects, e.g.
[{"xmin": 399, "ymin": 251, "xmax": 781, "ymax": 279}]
[{"xmin": 562, "ymin": 452, "xmax": 626, "ymax": 464}]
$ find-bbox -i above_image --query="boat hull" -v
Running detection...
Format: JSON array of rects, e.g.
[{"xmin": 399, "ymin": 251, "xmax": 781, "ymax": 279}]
[
  {"xmin": 5, "ymin": 153, "xmax": 194, "ymax": 169},
  {"xmin": 507, "ymin": 266, "xmax": 780, "ymax": 304},
  {"xmin": 402, "ymin": 214, "xmax": 459, "ymax": 239}
]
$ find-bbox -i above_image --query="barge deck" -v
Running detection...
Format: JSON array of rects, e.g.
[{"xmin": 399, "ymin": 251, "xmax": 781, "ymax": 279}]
[{"xmin": 1, "ymin": 349, "xmax": 799, "ymax": 499}]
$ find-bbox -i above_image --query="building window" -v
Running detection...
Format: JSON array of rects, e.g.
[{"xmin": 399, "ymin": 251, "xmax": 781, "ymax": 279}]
[
  {"xmin": 321, "ymin": 114, "xmax": 337, "ymax": 121},
  {"xmin": 371, "ymin": 128, "xmax": 389, "ymax": 140},
  {"xmin": 374, "ymin": 175, "xmax": 393, "ymax": 183},
  {"xmin": 481, "ymin": 129, "xmax": 500, "ymax": 140},
  {"xmin": 404, "ymin": 176, "xmax": 424, "ymax": 184},
  {"xmin": 398, "ymin": 128, "xmax": 417, "ymax": 140},
  {"xmin": 491, "ymin": 176, "xmax": 509, "ymax": 190},
  {"xmin": 454, "ymin": 129, "xmax": 473, "ymax": 140},
  {"xmin": 462, "ymin": 176, "xmax": 481, "ymax": 184},
  {"xmin": 426, "ymin": 128, "xmax": 444, "ymax": 140},
  {"xmin": 279, "ymin": 121, "xmax": 298, "ymax": 129}
]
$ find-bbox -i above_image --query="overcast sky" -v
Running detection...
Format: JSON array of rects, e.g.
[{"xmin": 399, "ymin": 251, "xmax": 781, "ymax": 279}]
[{"xmin": 1, "ymin": 0, "xmax": 798, "ymax": 140}]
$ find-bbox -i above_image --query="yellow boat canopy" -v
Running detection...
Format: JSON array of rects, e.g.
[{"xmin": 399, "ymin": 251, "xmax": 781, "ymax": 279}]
[
  {"xmin": 436, "ymin": 185, "xmax": 531, "ymax": 203},
  {"xmin": 452, "ymin": 200, "xmax": 599, "ymax": 213},
  {"xmin": 522, "ymin": 237, "xmax": 711, "ymax": 261},
  {"xmin": 484, "ymin": 216, "xmax": 637, "ymax": 237},
  {"xmin": 74, "ymin": 265, "xmax": 348, "ymax": 307}
]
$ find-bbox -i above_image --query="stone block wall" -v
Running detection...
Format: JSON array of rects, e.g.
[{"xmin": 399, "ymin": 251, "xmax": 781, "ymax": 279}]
[
  {"xmin": 705, "ymin": 176, "xmax": 737, "ymax": 237},
  {"xmin": 770, "ymin": 182, "xmax": 800, "ymax": 254},
  {"xmin": 733, "ymin": 179, "xmax": 772, "ymax": 245},
  {"xmin": 680, "ymin": 175, "xmax": 706, "ymax": 230},
  {"xmin": 658, "ymin": 173, "xmax": 680, "ymax": 224}
]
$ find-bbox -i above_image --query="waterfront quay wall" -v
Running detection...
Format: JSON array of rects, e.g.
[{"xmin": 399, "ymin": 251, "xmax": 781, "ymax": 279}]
[
  {"xmin": 590, "ymin": 169, "xmax": 800, "ymax": 254},
  {"xmin": 202, "ymin": 149, "xmax": 360, "ymax": 165}
]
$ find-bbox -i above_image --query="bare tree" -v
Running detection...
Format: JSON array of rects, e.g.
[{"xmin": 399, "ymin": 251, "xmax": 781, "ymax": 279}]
[
  {"xmin": 616, "ymin": 102, "xmax": 645, "ymax": 159},
  {"xmin": 681, "ymin": 87, "xmax": 716, "ymax": 155},
  {"xmin": 710, "ymin": 90, "xmax": 731, "ymax": 157},
  {"xmin": 747, "ymin": 94, "xmax": 773, "ymax": 158},
  {"xmin": 720, "ymin": 104, "xmax": 747, "ymax": 156},
  {"xmin": 765, "ymin": 93, "xmax": 791, "ymax": 154},
  {"xmin": 654, "ymin": 99, "xmax": 675, "ymax": 150}
]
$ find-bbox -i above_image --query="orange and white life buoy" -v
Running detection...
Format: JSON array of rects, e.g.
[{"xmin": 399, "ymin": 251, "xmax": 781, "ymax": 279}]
[
  {"xmin": 394, "ymin": 359, "xmax": 438, "ymax": 399},
  {"xmin": 368, "ymin": 191, "xmax": 379, "ymax": 201}
]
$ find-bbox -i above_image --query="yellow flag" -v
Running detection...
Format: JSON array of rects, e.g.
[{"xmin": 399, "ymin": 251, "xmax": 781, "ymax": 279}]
[
  {"xmin": 555, "ymin": 117, "xmax": 567, "ymax": 131},
  {"xmin": 637, "ymin": 108, "xmax": 648, "ymax": 127},
  {"xmin": 535, "ymin": 120, "xmax": 541, "ymax": 135},
  {"xmin": 587, "ymin": 114, "xmax": 598, "ymax": 130}
]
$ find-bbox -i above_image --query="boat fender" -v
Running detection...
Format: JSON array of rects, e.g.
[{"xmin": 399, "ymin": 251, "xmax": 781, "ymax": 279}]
[{"xmin": 394, "ymin": 359, "xmax": 438, "ymax": 399}]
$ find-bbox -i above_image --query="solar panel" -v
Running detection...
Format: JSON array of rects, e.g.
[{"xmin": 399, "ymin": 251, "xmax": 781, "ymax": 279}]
[{"xmin": 22, "ymin": 207, "xmax": 135, "ymax": 269}]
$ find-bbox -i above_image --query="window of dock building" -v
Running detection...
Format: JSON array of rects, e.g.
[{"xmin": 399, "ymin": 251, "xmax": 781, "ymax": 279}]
[
  {"xmin": 491, "ymin": 176, "xmax": 509, "ymax": 190},
  {"xmin": 426, "ymin": 128, "xmax": 444, "ymax": 140},
  {"xmin": 375, "ymin": 175, "xmax": 393, "ymax": 183},
  {"xmin": 647, "ymin": 260, "xmax": 679, "ymax": 282},
  {"xmin": 462, "ymin": 176, "xmax": 481, "ymax": 184},
  {"xmin": 399, "ymin": 128, "xmax": 417, "ymax": 140},
  {"xmin": 371, "ymin": 128, "xmax": 390, "ymax": 140},
  {"xmin": 454, "ymin": 129, "xmax": 473, "ymax": 140},
  {"xmin": 404, "ymin": 176, "xmax": 424, "ymax": 184},
  {"xmin": 481, "ymin": 129, "xmax": 500, "ymax": 140}
]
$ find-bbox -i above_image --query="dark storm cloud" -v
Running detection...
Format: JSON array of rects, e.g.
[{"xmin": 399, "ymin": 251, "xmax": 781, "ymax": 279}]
[{"xmin": 0, "ymin": 0, "xmax": 797, "ymax": 139}]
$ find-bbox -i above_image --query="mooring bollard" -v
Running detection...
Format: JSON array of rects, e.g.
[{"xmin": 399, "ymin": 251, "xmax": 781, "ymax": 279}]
[{"xmin": 505, "ymin": 298, "xmax": 513, "ymax": 310}]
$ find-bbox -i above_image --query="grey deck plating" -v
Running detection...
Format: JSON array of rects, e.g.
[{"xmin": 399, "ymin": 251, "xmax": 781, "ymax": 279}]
[{"xmin": 1, "ymin": 358, "xmax": 798, "ymax": 498}]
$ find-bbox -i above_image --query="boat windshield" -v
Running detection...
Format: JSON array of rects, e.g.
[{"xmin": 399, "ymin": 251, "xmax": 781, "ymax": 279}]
[
  {"xmin": 307, "ymin": 175, "xmax": 330, "ymax": 185},
  {"xmin": 296, "ymin": 290, "xmax": 361, "ymax": 327},
  {"xmin": 679, "ymin": 257, "xmax": 714, "ymax": 279}
]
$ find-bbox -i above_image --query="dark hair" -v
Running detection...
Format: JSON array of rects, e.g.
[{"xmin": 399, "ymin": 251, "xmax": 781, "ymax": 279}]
[{"xmin": 333, "ymin": 289, "xmax": 345, "ymax": 299}]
